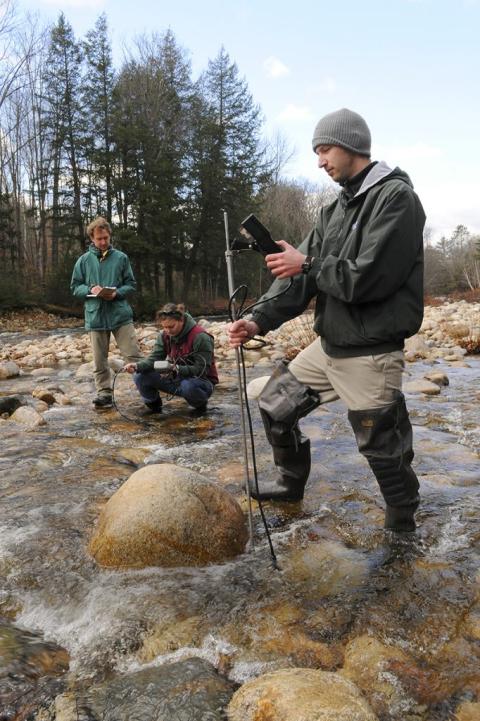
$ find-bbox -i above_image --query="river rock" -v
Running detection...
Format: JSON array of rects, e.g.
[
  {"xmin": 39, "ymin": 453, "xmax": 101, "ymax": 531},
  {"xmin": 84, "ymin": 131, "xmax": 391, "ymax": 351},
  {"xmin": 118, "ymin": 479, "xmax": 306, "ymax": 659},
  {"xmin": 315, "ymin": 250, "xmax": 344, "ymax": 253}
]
[
  {"xmin": 88, "ymin": 463, "xmax": 248, "ymax": 568},
  {"xmin": 32, "ymin": 387, "xmax": 56, "ymax": 405},
  {"xmin": 404, "ymin": 334, "xmax": 431, "ymax": 360},
  {"xmin": 424, "ymin": 371, "xmax": 449, "ymax": 386},
  {"xmin": 282, "ymin": 539, "xmax": 370, "ymax": 599},
  {"xmin": 55, "ymin": 658, "xmax": 235, "ymax": 721},
  {"xmin": 227, "ymin": 668, "xmax": 378, "ymax": 721},
  {"xmin": 455, "ymin": 701, "xmax": 480, "ymax": 721},
  {"xmin": 0, "ymin": 360, "xmax": 20, "ymax": 379},
  {"xmin": 403, "ymin": 379, "xmax": 441, "ymax": 395},
  {"xmin": 9, "ymin": 406, "xmax": 46, "ymax": 427},
  {"xmin": 0, "ymin": 395, "xmax": 24, "ymax": 416},
  {"xmin": 341, "ymin": 635, "xmax": 417, "ymax": 717},
  {"xmin": 246, "ymin": 375, "xmax": 270, "ymax": 399}
]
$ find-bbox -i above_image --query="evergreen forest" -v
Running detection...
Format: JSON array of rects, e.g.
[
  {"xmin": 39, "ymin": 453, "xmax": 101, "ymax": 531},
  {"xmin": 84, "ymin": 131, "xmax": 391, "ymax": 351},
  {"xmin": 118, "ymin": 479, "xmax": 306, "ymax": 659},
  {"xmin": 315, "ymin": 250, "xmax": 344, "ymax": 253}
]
[{"xmin": 0, "ymin": 4, "xmax": 479, "ymax": 316}]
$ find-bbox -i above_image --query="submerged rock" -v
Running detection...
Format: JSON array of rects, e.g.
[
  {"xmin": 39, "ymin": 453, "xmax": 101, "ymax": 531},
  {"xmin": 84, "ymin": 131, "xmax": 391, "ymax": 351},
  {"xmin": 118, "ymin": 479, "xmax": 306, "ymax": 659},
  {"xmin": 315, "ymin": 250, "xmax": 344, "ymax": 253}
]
[
  {"xmin": 55, "ymin": 658, "xmax": 235, "ymax": 721},
  {"xmin": 0, "ymin": 360, "xmax": 20, "ymax": 379},
  {"xmin": 227, "ymin": 667, "xmax": 378, "ymax": 721},
  {"xmin": 88, "ymin": 463, "xmax": 248, "ymax": 568}
]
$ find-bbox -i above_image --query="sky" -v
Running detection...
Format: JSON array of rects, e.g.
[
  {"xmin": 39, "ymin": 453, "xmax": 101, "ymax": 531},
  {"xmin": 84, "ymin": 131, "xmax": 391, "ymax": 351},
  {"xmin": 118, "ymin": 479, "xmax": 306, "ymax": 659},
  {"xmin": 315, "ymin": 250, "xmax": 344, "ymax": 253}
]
[{"xmin": 17, "ymin": 0, "xmax": 480, "ymax": 243}]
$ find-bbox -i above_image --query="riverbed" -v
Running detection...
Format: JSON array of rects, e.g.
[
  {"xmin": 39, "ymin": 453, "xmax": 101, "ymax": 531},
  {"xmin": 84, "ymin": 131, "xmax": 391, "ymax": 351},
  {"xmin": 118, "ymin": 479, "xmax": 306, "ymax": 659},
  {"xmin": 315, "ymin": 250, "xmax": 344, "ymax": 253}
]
[{"xmin": 0, "ymin": 333, "xmax": 479, "ymax": 720}]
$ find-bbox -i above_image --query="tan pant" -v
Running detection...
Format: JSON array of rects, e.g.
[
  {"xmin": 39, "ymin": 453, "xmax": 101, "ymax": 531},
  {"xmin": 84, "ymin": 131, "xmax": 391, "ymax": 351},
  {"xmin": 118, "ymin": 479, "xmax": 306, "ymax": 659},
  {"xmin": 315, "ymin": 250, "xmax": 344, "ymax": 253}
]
[
  {"xmin": 90, "ymin": 323, "xmax": 142, "ymax": 394},
  {"xmin": 288, "ymin": 338, "xmax": 405, "ymax": 411}
]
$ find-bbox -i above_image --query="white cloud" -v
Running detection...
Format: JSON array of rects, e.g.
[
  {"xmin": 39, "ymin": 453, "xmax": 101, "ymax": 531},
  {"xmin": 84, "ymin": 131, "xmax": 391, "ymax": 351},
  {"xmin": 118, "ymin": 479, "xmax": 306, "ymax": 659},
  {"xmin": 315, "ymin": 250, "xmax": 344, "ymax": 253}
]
[
  {"xmin": 277, "ymin": 104, "xmax": 314, "ymax": 123},
  {"xmin": 263, "ymin": 56, "xmax": 290, "ymax": 79}
]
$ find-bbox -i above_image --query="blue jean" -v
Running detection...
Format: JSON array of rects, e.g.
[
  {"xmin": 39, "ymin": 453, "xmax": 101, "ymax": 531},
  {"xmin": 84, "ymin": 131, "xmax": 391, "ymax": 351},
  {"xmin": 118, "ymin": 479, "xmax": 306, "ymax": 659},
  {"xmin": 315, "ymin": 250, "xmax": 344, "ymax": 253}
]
[{"xmin": 133, "ymin": 370, "xmax": 214, "ymax": 409}]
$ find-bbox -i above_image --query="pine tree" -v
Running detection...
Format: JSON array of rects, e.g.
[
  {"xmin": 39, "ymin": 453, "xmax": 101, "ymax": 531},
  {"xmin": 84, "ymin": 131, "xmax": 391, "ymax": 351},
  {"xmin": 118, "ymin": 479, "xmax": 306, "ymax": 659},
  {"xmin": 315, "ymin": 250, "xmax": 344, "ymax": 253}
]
[
  {"xmin": 82, "ymin": 13, "xmax": 115, "ymax": 221},
  {"xmin": 41, "ymin": 13, "xmax": 85, "ymax": 262},
  {"xmin": 111, "ymin": 30, "xmax": 193, "ymax": 303},
  {"xmin": 186, "ymin": 47, "xmax": 272, "ymax": 301}
]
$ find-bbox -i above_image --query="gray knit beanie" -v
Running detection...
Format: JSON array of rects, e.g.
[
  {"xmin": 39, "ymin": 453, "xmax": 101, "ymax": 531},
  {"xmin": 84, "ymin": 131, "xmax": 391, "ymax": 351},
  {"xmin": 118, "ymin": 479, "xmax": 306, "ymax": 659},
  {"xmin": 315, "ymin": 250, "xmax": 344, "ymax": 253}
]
[{"xmin": 312, "ymin": 108, "xmax": 371, "ymax": 156}]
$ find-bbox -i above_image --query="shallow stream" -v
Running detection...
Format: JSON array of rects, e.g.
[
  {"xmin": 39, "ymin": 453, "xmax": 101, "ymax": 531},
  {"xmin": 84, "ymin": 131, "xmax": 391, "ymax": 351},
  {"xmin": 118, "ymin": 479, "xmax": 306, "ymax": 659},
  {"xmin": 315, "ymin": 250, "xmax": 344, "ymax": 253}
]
[{"xmin": 0, "ymin": 333, "xmax": 479, "ymax": 720}]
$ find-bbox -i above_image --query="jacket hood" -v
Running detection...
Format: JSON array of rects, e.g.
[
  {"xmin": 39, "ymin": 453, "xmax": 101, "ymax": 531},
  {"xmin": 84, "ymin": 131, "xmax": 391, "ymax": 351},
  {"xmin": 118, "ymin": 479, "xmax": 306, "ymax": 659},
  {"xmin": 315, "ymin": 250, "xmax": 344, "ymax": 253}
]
[
  {"xmin": 355, "ymin": 161, "xmax": 414, "ymax": 198},
  {"xmin": 171, "ymin": 312, "xmax": 196, "ymax": 341}
]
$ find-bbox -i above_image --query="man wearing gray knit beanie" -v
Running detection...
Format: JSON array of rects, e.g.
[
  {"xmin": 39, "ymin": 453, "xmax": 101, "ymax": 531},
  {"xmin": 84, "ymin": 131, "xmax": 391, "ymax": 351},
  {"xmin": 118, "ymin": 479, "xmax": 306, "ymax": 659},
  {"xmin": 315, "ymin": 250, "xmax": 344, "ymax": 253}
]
[{"xmin": 228, "ymin": 108, "xmax": 425, "ymax": 535}]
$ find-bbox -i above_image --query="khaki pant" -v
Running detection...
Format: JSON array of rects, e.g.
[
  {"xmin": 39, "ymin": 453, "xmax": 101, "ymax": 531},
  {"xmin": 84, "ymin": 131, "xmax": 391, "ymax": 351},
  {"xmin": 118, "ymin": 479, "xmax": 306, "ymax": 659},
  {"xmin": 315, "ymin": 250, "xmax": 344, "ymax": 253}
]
[
  {"xmin": 90, "ymin": 323, "xmax": 142, "ymax": 394},
  {"xmin": 288, "ymin": 338, "xmax": 405, "ymax": 411}
]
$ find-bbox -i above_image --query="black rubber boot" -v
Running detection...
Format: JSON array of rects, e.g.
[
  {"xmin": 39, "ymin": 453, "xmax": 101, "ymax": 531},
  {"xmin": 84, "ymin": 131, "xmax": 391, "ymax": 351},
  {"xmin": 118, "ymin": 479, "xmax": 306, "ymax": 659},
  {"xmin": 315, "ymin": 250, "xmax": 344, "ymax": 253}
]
[
  {"xmin": 93, "ymin": 393, "xmax": 113, "ymax": 408},
  {"xmin": 250, "ymin": 436, "xmax": 311, "ymax": 502},
  {"xmin": 348, "ymin": 391, "xmax": 419, "ymax": 532},
  {"xmin": 141, "ymin": 398, "xmax": 163, "ymax": 415},
  {"xmin": 252, "ymin": 362, "xmax": 319, "ymax": 502}
]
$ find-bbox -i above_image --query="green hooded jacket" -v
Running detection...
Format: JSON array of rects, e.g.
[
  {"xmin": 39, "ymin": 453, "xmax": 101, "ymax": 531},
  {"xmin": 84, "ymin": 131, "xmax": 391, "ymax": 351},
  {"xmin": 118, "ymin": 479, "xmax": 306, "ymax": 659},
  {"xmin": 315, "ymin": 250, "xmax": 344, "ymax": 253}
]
[
  {"xmin": 136, "ymin": 313, "xmax": 215, "ymax": 379},
  {"xmin": 71, "ymin": 245, "xmax": 136, "ymax": 331},
  {"xmin": 252, "ymin": 162, "xmax": 425, "ymax": 358}
]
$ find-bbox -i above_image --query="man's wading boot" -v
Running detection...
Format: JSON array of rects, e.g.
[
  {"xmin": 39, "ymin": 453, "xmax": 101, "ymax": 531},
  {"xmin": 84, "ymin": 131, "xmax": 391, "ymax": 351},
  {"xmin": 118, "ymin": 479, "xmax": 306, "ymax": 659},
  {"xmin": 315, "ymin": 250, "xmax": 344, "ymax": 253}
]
[
  {"xmin": 253, "ymin": 362, "xmax": 319, "ymax": 502},
  {"xmin": 348, "ymin": 391, "xmax": 419, "ymax": 532},
  {"xmin": 250, "ymin": 435, "xmax": 311, "ymax": 501}
]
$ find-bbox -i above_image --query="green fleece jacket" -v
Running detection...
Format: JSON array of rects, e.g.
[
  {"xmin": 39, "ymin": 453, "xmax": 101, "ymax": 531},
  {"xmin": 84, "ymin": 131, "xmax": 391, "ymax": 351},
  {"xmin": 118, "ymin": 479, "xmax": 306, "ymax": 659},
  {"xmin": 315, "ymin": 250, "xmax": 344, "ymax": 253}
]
[
  {"xmin": 70, "ymin": 245, "xmax": 136, "ymax": 331},
  {"xmin": 136, "ymin": 313, "xmax": 215, "ymax": 379},
  {"xmin": 252, "ymin": 162, "xmax": 425, "ymax": 358}
]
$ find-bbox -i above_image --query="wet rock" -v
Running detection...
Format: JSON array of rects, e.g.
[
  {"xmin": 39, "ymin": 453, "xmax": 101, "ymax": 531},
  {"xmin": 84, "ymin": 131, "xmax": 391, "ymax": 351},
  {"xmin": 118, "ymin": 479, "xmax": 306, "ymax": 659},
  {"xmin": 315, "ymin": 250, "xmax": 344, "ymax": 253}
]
[
  {"xmin": 341, "ymin": 635, "xmax": 418, "ymax": 718},
  {"xmin": 9, "ymin": 405, "xmax": 46, "ymax": 427},
  {"xmin": 455, "ymin": 701, "xmax": 480, "ymax": 720},
  {"xmin": 246, "ymin": 375, "xmax": 270, "ymax": 399},
  {"xmin": 0, "ymin": 394, "xmax": 24, "ymax": 415},
  {"xmin": 138, "ymin": 614, "xmax": 205, "ymax": 662},
  {"xmin": 0, "ymin": 621, "xmax": 69, "ymax": 720},
  {"xmin": 227, "ymin": 668, "xmax": 378, "ymax": 721},
  {"xmin": 113, "ymin": 447, "xmax": 151, "ymax": 466},
  {"xmin": 88, "ymin": 463, "xmax": 248, "ymax": 567},
  {"xmin": 282, "ymin": 539, "xmax": 370, "ymax": 599},
  {"xmin": 403, "ymin": 379, "xmax": 441, "ymax": 395},
  {"xmin": 32, "ymin": 387, "xmax": 57, "ymax": 405},
  {"xmin": 57, "ymin": 658, "xmax": 236, "ymax": 721},
  {"xmin": 30, "ymin": 367, "xmax": 56, "ymax": 376},
  {"xmin": 0, "ymin": 360, "xmax": 20, "ymax": 379},
  {"xmin": 424, "ymin": 371, "xmax": 449, "ymax": 386}
]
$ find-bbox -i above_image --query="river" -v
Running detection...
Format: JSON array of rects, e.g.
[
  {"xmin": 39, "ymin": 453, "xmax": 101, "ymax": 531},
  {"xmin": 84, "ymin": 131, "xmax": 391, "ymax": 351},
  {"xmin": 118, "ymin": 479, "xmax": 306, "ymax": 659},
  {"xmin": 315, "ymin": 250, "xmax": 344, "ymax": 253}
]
[{"xmin": 0, "ymin": 332, "xmax": 479, "ymax": 720}]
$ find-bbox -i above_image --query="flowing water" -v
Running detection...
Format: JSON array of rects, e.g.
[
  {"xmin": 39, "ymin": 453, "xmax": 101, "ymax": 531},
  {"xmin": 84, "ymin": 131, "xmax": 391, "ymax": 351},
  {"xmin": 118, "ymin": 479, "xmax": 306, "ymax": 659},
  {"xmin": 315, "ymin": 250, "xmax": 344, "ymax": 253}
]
[{"xmin": 0, "ymin": 332, "xmax": 479, "ymax": 720}]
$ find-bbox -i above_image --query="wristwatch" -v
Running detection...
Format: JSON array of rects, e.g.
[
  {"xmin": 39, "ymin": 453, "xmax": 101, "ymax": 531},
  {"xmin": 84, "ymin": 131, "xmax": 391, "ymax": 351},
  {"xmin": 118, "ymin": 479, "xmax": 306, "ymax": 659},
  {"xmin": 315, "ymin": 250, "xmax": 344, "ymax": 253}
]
[{"xmin": 301, "ymin": 255, "xmax": 314, "ymax": 274}]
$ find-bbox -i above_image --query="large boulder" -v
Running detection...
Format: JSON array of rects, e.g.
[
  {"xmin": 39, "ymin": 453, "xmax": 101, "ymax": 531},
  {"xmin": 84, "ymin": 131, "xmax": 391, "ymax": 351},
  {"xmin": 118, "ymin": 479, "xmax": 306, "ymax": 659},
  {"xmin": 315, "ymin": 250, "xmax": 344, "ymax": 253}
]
[
  {"xmin": 227, "ymin": 668, "xmax": 378, "ymax": 721},
  {"xmin": 89, "ymin": 463, "xmax": 248, "ymax": 568}
]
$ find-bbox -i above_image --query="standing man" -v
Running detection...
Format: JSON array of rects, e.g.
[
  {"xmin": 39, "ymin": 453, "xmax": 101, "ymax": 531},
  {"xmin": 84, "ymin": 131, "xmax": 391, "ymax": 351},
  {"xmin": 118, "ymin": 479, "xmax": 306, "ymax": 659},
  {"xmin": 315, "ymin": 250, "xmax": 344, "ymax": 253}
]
[
  {"xmin": 124, "ymin": 303, "xmax": 218, "ymax": 414},
  {"xmin": 71, "ymin": 217, "xmax": 142, "ymax": 408},
  {"xmin": 229, "ymin": 108, "xmax": 425, "ymax": 533}
]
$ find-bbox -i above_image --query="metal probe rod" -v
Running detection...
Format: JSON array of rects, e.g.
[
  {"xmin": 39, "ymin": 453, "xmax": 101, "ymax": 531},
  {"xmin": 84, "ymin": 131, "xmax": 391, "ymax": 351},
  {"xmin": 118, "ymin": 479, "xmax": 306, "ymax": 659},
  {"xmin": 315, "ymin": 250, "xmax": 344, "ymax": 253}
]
[{"xmin": 223, "ymin": 210, "xmax": 255, "ymax": 550}]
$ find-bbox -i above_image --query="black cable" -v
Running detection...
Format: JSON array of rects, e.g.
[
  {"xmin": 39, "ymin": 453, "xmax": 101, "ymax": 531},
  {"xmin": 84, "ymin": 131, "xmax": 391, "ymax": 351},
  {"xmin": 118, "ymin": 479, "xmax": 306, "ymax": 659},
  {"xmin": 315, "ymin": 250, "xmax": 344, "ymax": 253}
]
[
  {"xmin": 228, "ymin": 279, "xmax": 295, "ymax": 570},
  {"xmin": 111, "ymin": 369, "xmax": 159, "ymax": 428},
  {"xmin": 112, "ymin": 351, "xmax": 209, "ymax": 420},
  {"xmin": 238, "ymin": 344, "xmax": 279, "ymax": 570}
]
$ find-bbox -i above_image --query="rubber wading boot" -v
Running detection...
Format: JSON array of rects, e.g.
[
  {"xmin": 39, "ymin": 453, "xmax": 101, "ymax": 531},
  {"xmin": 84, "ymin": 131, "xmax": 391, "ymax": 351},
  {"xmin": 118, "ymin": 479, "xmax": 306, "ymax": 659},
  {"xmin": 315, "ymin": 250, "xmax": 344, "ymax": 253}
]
[
  {"xmin": 252, "ymin": 361, "xmax": 319, "ymax": 502},
  {"xmin": 93, "ymin": 393, "xmax": 113, "ymax": 408},
  {"xmin": 250, "ymin": 436, "xmax": 311, "ymax": 502},
  {"xmin": 348, "ymin": 391, "xmax": 419, "ymax": 532},
  {"xmin": 141, "ymin": 398, "xmax": 163, "ymax": 415}
]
